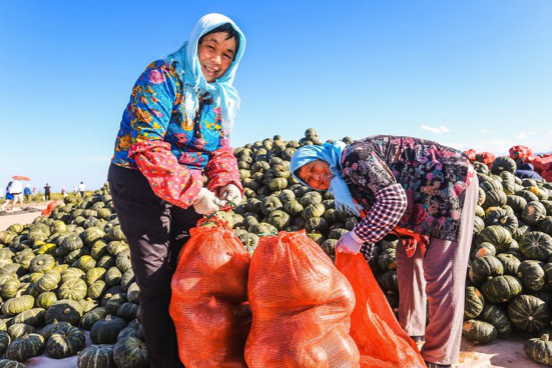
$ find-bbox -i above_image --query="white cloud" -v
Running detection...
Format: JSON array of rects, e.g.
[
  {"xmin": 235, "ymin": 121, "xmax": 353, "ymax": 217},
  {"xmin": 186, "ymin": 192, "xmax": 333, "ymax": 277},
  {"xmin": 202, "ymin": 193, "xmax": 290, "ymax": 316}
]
[
  {"xmin": 421, "ymin": 125, "xmax": 450, "ymax": 134},
  {"xmin": 479, "ymin": 129, "xmax": 490, "ymax": 134}
]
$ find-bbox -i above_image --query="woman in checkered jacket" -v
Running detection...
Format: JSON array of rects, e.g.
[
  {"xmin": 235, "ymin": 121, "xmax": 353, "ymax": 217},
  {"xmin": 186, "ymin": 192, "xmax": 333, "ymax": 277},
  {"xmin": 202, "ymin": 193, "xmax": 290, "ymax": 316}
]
[{"xmin": 290, "ymin": 135, "xmax": 478, "ymax": 368}]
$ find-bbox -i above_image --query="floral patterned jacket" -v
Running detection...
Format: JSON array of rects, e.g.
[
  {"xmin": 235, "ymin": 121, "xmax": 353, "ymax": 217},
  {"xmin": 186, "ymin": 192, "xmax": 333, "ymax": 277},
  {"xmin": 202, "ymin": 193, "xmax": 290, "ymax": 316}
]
[
  {"xmin": 111, "ymin": 60, "xmax": 242, "ymax": 208},
  {"xmin": 341, "ymin": 135, "xmax": 474, "ymax": 242}
]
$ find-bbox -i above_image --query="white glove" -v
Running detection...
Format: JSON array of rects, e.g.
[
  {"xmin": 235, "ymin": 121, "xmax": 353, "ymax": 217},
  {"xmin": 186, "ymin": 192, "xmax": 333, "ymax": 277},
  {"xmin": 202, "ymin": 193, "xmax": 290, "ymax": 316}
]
[
  {"xmin": 218, "ymin": 184, "xmax": 242, "ymax": 206},
  {"xmin": 335, "ymin": 231, "xmax": 364, "ymax": 255},
  {"xmin": 193, "ymin": 188, "xmax": 223, "ymax": 215}
]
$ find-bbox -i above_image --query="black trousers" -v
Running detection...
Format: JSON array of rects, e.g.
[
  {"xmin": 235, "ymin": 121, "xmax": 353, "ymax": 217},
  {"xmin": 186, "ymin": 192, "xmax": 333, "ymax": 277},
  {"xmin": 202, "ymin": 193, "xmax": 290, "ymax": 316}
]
[{"xmin": 108, "ymin": 163, "xmax": 202, "ymax": 367}]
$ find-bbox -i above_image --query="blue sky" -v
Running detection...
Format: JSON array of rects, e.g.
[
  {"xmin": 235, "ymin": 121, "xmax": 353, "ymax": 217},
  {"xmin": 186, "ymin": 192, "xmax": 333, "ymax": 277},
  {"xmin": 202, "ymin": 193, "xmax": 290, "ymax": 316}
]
[{"xmin": 1, "ymin": 1, "xmax": 551, "ymax": 191}]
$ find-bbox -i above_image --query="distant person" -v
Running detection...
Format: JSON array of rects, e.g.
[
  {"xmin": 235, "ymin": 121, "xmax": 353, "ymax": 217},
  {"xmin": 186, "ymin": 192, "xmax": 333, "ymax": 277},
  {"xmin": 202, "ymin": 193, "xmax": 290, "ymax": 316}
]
[
  {"xmin": 44, "ymin": 183, "xmax": 52, "ymax": 201},
  {"xmin": 79, "ymin": 182, "xmax": 86, "ymax": 197},
  {"xmin": 515, "ymin": 163, "xmax": 543, "ymax": 181},
  {"xmin": 32, "ymin": 187, "xmax": 37, "ymax": 194},
  {"xmin": 1, "ymin": 182, "xmax": 14, "ymax": 211},
  {"xmin": 73, "ymin": 185, "xmax": 77, "ymax": 194},
  {"xmin": 61, "ymin": 186, "xmax": 67, "ymax": 197},
  {"xmin": 9, "ymin": 179, "xmax": 24, "ymax": 210},
  {"xmin": 24, "ymin": 185, "xmax": 32, "ymax": 202},
  {"xmin": 0, "ymin": 187, "xmax": 3, "ymax": 200}
]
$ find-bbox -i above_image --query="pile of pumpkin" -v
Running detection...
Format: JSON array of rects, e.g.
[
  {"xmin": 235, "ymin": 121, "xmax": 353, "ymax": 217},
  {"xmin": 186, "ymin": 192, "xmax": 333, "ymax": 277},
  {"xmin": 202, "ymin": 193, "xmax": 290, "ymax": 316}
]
[{"xmin": 0, "ymin": 188, "xmax": 148, "ymax": 368}]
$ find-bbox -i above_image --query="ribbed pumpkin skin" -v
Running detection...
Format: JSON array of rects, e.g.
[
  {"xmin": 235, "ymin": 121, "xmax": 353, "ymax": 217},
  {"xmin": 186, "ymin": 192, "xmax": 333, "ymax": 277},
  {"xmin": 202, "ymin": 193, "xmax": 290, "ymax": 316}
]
[
  {"xmin": 116, "ymin": 303, "xmax": 140, "ymax": 322},
  {"xmin": 46, "ymin": 325, "xmax": 86, "ymax": 359},
  {"xmin": 29, "ymin": 254, "xmax": 55, "ymax": 273},
  {"xmin": 0, "ymin": 359, "xmax": 27, "ymax": 368},
  {"xmin": 0, "ymin": 331, "xmax": 11, "ymax": 357},
  {"xmin": 464, "ymin": 287, "xmax": 485, "ymax": 319},
  {"xmin": 484, "ymin": 208, "xmax": 518, "ymax": 234},
  {"xmin": 40, "ymin": 320, "xmax": 73, "ymax": 340},
  {"xmin": 496, "ymin": 253, "xmax": 521, "ymax": 276},
  {"xmin": 523, "ymin": 202, "xmax": 548, "ymax": 226},
  {"xmin": 13, "ymin": 308, "xmax": 46, "ymax": 328},
  {"xmin": 301, "ymin": 203, "xmax": 325, "ymax": 219},
  {"xmin": 104, "ymin": 267, "xmax": 122, "ymax": 287},
  {"xmin": 45, "ymin": 299, "xmax": 82, "ymax": 325},
  {"xmin": 37, "ymin": 271, "xmax": 61, "ymax": 293},
  {"xmin": 5, "ymin": 333, "xmax": 45, "ymax": 362},
  {"xmin": 517, "ymin": 260, "xmax": 545, "ymax": 291},
  {"xmin": 85, "ymin": 267, "xmax": 107, "ymax": 285},
  {"xmin": 78, "ymin": 344, "xmax": 115, "ymax": 368},
  {"xmin": 520, "ymin": 232, "xmax": 552, "ymax": 261},
  {"xmin": 113, "ymin": 336, "xmax": 149, "ymax": 368},
  {"xmin": 378, "ymin": 249, "xmax": 397, "ymax": 271},
  {"xmin": 507, "ymin": 195, "xmax": 528, "ymax": 215},
  {"xmin": 1, "ymin": 279, "xmax": 21, "ymax": 299},
  {"xmin": 482, "ymin": 190, "xmax": 507, "ymax": 209},
  {"xmin": 36, "ymin": 292, "xmax": 57, "ymax": 309},
  {"xmin": 525, "ymin": 334, "xmax": 552, "ymax": 366},
  {"xmin": 58, "ymin": 278, "xmax": 87, "ymax": 301},
  {"xmin": 60, "ymin": 268, "xmax": 85, "ymax": 284},
  {"xmin": 469, "ymin": 256, "xmax": 504, "ymax": 286},
  {"xmin": 474, "ymin": 217, "xmax": 485, "ymax": 234},
  {"xmin": 476, "ymin": 226, "xmax": 513, "ymax": 253},
  {"xmin": 508, "ymin": 295, "xmax": 552, "ymax": 333},
  {"xmin": 462, "ymin": 320, "xmax": 497, "ymax": 345},
  {"xmin": 75, "ymin": 255, "xmax": 97, "ymax": 272},
  {"xmin": 80, "ymin": 307, "xmax": 109, "ymax": 330},
  {"xmin": 90, "ymin": 316, "xmax": 127, "ymax": 344},
  {"xmin": 1, "ymin": 296, "xmax": 35, "ymax": 316},
  {"xmin": 481, "ymin": 275, "xmax": 522, "ymax": 304},
  {"xmin": 472, "ymin": 243, "xmax": 496, "ymax": 259},
  {"xmin": 491, "ymin": 157, "xmax": 517, "ymax": 175},
  {"xmin": 479, "ymin": 304, "xmax": 512, "ymax": 339}
]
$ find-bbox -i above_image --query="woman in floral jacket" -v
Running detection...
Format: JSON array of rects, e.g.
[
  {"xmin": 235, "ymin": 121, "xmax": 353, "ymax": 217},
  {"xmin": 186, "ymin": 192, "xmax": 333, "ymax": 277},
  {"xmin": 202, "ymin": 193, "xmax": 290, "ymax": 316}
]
[
  {"xmin": 290, "ymin": 135, "xmax": 478, "ymax": 368},
  {"xmin": 107, "ymin": 14, "xmax": 245, "ymax": 367}
]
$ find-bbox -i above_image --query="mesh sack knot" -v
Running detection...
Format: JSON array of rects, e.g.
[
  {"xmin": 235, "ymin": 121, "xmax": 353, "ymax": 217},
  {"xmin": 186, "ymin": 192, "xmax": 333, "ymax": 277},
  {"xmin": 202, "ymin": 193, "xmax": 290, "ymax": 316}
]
[
  {"xmin": 245, "ymin": 230, "xmax": 360, "ymax": 368},
  {"xmin": 169, "ymin": 218, "xmax": 251, "ymax": 367}
]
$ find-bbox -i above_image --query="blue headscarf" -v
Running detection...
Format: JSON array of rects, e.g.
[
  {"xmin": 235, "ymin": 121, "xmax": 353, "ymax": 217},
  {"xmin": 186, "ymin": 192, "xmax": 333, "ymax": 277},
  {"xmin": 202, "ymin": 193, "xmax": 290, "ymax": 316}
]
[
  {"xmin": 290, "ymin": 141, "xmax": 363, "ymax": 217},
  {"xmin": 166, "ymin": 14, "xmax": 246, "ymax": 133}
]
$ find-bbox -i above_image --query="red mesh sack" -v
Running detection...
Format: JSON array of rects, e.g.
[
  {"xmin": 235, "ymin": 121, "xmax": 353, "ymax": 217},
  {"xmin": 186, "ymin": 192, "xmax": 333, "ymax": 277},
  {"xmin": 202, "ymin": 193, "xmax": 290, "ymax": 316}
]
[
  {"xmin": 245, "ymin": 230, "xmax": 360, "ymax": 368},
  {"xmin": 475, "ymin": 152, "xmax": 495, "ymax": 168},
  {"xmin": 169, "ymin": 218, "xmax": 251, "ymax": 368},
  {"xmin": 41, "ymin": 201, "xmax": 59, "ymax": 216},
  {"xmin": 464, "ymin": 149, "xmax": 477, "ymax": 162},
  {"xmin": 533, "ymin": 155, "xmax": 552, "ymax": 172},
  {"xmin": 509, "ymin": 145, "xmax": 533, "ymax": 161},
  {"xmin": 335, "ymin": 252, "xmax": 426, "ymax": 368}
]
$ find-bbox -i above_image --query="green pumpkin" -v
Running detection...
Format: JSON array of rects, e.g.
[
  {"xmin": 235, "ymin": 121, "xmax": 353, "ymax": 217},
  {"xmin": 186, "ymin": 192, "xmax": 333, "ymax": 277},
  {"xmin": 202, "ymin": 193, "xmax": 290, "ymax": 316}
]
[
  {"xmin": 82, "ymin": 227, "xmax": 105, "ymax": 246},
  {"xmin": 88, "ymin": 280, "xmax": 107, "ymax": 300},
  {"xmin": 78, "ymin": 344, "xmax": 115, "ymax": 368},
  {"xmin": 113, "ymin": 336, "xmax": 149, "ymax": 368},
  {"xmin": 267, "ymin": 210, "xmax": 291, "ymax": 230},
  {"xmin": 472, "ymin": 242, "xmax": 496, "ymax": 259},
  {"xmin": 126, "ymin": 283, "xmax": 140, "ymax": 305},
  {"xmin": 65, "ymin": 247, "xmax": 91, "ymax": 265},
  {"xmin": 479, "ymin": 304, "xmax": 512, "ymax": 339},
  {"xmin": 85, "ymin": 267, "xmax": 107, "ymax": 285},
  {"xmin": 474, "ymin": 217, "xmax": 485, "ymax": 234},
  {"xmin": 520, "ymin": 232, "xmax": 552, "ymax": 261},
  {"xmin": 36, "ymin": 270, "xmax": 61, "ymax": 293},
  {"xmin": 60, "ymin": 268, "xmax": 86, "ymax": 284},
  {"xmin": 7, "ymin": 324, "xmax": 35, "ymax": 341},
  {"xmin": 305, "ymin": 217, "xmax": 329, "ymax": 233},
  {"xmin": 508, "ymin": 295, "xmax": 552, "ymax": 333},
  {"xmin": 378, "ymin": 270, "xmax": 398, "ymax": 293},
  {"xmin": 62, "ymin": 234, "xmax": 83, "ymax": 251},
  {"xmin": 74, "ymin": 255, "xmax": 97, "ymax": 272},
  {"xmin": 481, "ymin": 275, "xmax": 522, "ymax": 304},
  {"xmin": 115, "ymin": 250, "xmax": 133, "ymax": 273},
  {"xmin": 107, "ymin": 226, "xmax": 126, "ymax": 242},
  {"xmin": 4, "ymin": 333, "xmax": 45, "ymax": 362},
  {"xmin": 36, "ymin": 292, "xmax": 57, "ymax": 310},
  {"xmin": 120, "ymin": 271, "xmax": 135, "ymax": 291},
  {"xmin": 0, "ymin": 331, "xmax": 10, "ymax": 357},
  {"xmin": 469, "ymin": 255, "xmax": 504, "ymax": 286},
  {"xmin": 491, "ymin": 156, "xmax": 517, "ymax": 175},
  {"xmin": 28, "ymin": 255, "xmax": 55, "ymax": 273},
  {"xmin": 97, "ymin": 255, "xmax": 116, "ymax": 270},
  {"xmin": 46, "ymin": 324, "xmax": 86, "ymax": 359},
  {"xmin": 378, "ymin": 248, "xmax": 397, "ymax": 271},
  {"xmin": 476, "ymin": 226, "xmax": 513, "ymax": 253},
  {"xmin": 517, "ymin": 189, "xmax": 540, "ymax": 203},
  {"xmin": 268, "ymin": 178, "xmax": 288, "ymax": 191},
  {"xmin": 45, "ymin": 299, "xmax": 83, "ymax": 325},
  {"xmin": 299, "ymin": 191, "xmax": 323, "ymax": 207},
  {"xmin": 507, "ymin": 195, "xmax": 528, "ymax": 215},
  {"xmin": 104, "ymin": 267, "xmax": 122, "ymax": 287},
  {"xmin": 517, "ymin": 260, "xmax": 545, "ymax": 291},
  {"xmin": 0, "ymin": 359, "xmax": 27, "ymax": 368},
  {"xmin": 525, "ymin": 334, "xmax": 552, "ymax": 367},
  {"xmin": 90, "ymin": 315, "xmax": 128, "ymax": 344},
  {"xmin": 58, "ymin": 278, "xmax": 88, "ymax": 301},
  {"xmin": 39, "ymin": 320, "xmax": 73, "ymax": 340},
  {"xmin": 484, "ymin": 208, "xmax": 518, "ymax": 234},
  {"xmin": 13, "ymin": 308, "xmax": 45, "ymax": 328},
  {"xmin": 91, "ymin": 239, "xmax": 108, "ymax": 261},
  {"xmin": 1, "ymin": 279, "xmax": 21, "ymax": 300},
  {"xmin": 462, "ymin": 320, "xmax": 497, "ymax": 345},
  {"xmin": 482, "ymin": 190, "xmax": 507, "ymax": 209},
  {"xmin": 80, "ymin": 307, "xmax": 109, "ymax": 330},
  {"xmin": 537, "ymin": 217, "xmax": 552, "ymax": 237},
  {"xmin": 464, "ymin": 287, "xmax": 485, "ymax": 319},
  {"xmin": 522, "ymin": 201, "xmax": 547, "ymax": 226},
  {"xmin": 496, "ymin": 253, "xmax": 521, "ymax": 276},
  {"xmin": 116, "ymin": 302, "xmax": 140, "ymax": 322},
  {"xmin": 278, "ymin": 189, "xmax": 296, "ymax": 203},
  {"xmin": 475, "ymin": 206, "xmax": 485, "ymax": 218},
  {"xmin": 1, "ymin": 295, "xmax": 34, "ymax": 316}
]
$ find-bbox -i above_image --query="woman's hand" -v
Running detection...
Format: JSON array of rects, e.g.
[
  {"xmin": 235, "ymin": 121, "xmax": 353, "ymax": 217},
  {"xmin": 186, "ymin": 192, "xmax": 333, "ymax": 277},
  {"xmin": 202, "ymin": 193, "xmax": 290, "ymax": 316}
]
[
  {"xmin": 218, "ymin": 184, "xmax": 242, "ymax": 205},
  {"xmin": 335, "ymin": 231, "xmax": 364, "ymax": 255},
  {"xmin": 193, "ymin": 188, "xmax": 224, "ymax": 215}
]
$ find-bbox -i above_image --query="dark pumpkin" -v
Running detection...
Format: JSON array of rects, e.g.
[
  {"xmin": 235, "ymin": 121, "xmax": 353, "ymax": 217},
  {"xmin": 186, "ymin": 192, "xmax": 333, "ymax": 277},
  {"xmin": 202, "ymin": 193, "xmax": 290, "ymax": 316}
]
[
  {"xmin": 496, "ymin": 253, "xmax": 521, "ymax": 276},
  {"xmin": 508, "ymin": 295, "xmax": 552, "ymax": 334},
  {"xmin": 469, "ymin": 255, "xmax": 504, "ymax": 286},
  {"xmin": 462, "ymin": 320, "xmax": 497, "ymax": 345},
  {"xmin": 525, "ymin": 334, "xmax": 552, "ymax": 367},
  {"xmin": 520, "ymin": 231, "xmax": 552, "ymax": 261},
  {"xmin": 4, "ymin": 333, "xmax": 45, "ymax": 362},
  {"xmin": 78, "ymin": 344, "xmax": 115, "ymax": 368},
  {"xmin": 517, "ymin": 260, "xmax": 545, "ymax": 291},
  {"xmin": 479, "ymin": 304, "xmax": 512, "ymax": 339},
  {"xmin": 113, "ymin": 336, "xmax": 149, "ymax": 368},
  {"xmin": 464, "ymin": 287, "xmax": 485, "ymax": 319},
  {"xmin": 522, "ymin": 201, "xmax": 548, "ymax": 226},
  {"xmin": 45, "ymin": 299, "xmax": 82, "ymax": 325},
  {"xmin": 481, "ymin": 275, "xmax": 522, "ymax": 304},
  {"xmin": 46, "ymin": 324, "xmax": 86, "ymax": 359},
  {"xmin": 90, "ymin": 315, "xmax": 127, "ymax": 344}
]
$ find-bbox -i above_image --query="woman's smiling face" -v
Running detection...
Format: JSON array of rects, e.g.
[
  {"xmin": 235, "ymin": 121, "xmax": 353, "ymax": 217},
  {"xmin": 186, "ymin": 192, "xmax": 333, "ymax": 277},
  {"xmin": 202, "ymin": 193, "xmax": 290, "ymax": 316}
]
[
  {"xmin": 198, "ymin": 32, "xmax": 237, "ymax": 82},
  {"xmin": 297, "ymin": 159, "xmax": 334, "ymax": 190}
]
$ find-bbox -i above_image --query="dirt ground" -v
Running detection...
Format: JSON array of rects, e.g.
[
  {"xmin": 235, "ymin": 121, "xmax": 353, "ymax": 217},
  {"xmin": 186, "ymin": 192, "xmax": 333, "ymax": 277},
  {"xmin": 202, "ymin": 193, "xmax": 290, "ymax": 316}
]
[{"xmin": 0, "ymin": 207, "xmax": 546, "ymax": 368}]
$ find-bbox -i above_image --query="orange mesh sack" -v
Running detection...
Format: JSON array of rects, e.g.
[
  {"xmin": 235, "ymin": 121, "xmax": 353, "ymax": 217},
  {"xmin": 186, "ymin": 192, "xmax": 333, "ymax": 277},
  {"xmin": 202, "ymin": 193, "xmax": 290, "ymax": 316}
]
[
  {"xmin": 336, "ymin": 252, "xmax": 426, "ymax": 368},
  {"xmin": 245, "ymin": 230, "xmax": 360, "ymax": 368},
  {"xmin": 169, "ymin": 218, "xmax": 251, "ymax": 368}
]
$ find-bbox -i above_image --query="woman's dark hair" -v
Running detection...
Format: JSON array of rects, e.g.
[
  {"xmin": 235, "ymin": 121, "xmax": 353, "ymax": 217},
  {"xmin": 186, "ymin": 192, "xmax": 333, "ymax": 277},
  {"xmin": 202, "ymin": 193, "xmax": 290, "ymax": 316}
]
[{"xmin": 199, "ymin": 23, "xmax": 240, "ymax": 60}]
